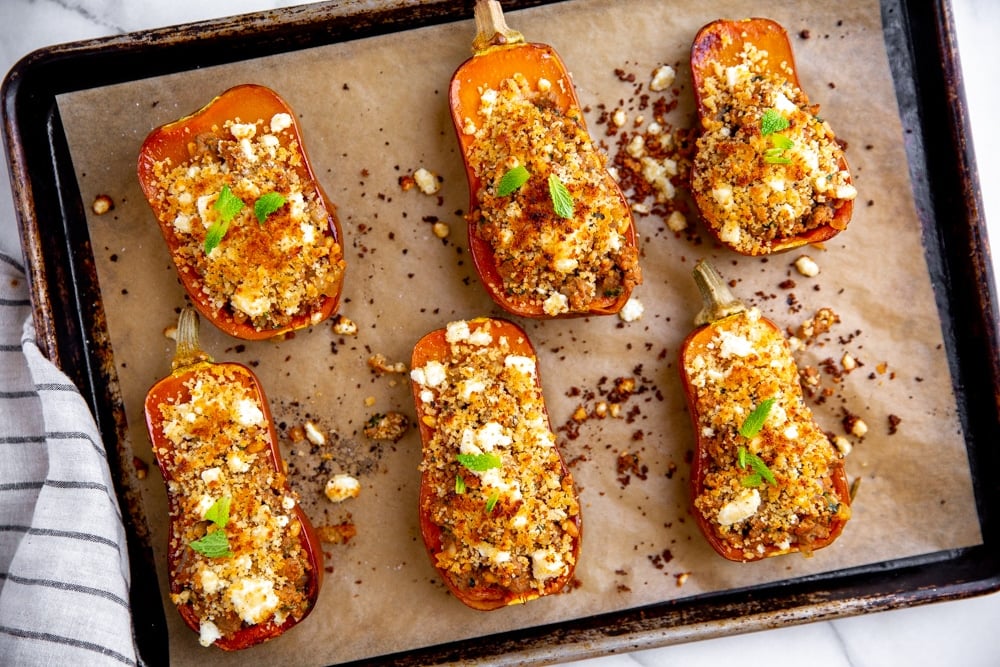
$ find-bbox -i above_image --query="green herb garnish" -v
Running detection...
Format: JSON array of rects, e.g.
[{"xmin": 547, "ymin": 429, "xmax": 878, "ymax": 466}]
[
  {"xmin": 456, "ymin": 452, "xmax": 502, "ymax": 472},
  {"xmin": 760, "ymin": 109, "xmax": 790, "ymax": 136},
  {"xmin": 189, "ymin": 529, "xmax": 233, "ymax": 559},
  {"xmin": 455, "ymin": 474, "xmax": 467, "ymax": 495},
  {"xmin": 739, "ymin": 398, "xmax": 776, "ymax": 438},
  {"xmin": 497, "ymin": 165, "xmax": 531, "ymax": 197},
  {"xmin": 204, "ymin": 185, "xmax": 245, "ymax": 254},
  {"xmin": 254, "ymin": 192, "xmax": 287, "ymax": 223},
  {"xmin": 736, "ymin": 398, "xmax": 778, "ymax": 487},
  {"xmin": 548, "ymin": 174, "xmax": 575, "ymax": 219},
  {"xmin": 203, "ymin": 496, "xmax": 231, "ymax": 528},
  {"xmin": 485, "ymin": 491, "xmax": 500, "ymax": 513},
  {"xmin": 764, "ymin": 133, "xmax": 795, "ymax": 164},
  {"xmin": 737, "ymin": 445, "xmax": 776, "ymax": 488}
]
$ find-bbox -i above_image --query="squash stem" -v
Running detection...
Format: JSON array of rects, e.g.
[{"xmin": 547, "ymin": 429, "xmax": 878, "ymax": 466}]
[
  {"xmin": 693, "ymin": 260, "xmax": 746, "ymax": 326},
  {"xmin": 172, "ymin": 308, "xmax": 213, "ymax": 370},
  {"xmin": 472, "ymin": 0, "xmax": 525, "ymax": 53}
]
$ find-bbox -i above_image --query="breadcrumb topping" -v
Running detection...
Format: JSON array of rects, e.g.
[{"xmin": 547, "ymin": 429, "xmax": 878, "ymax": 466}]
[
  {"xmin": 154, "ymin": 365, "xmax": 314, "ymax": 645},
  {"xmin": 411, "ymin": 319, "xmax": 580, "ymax": 602},
  {"xmin": 466, "ymin": 73, "xmax": 640, "ymax": 314},
  {"xmin": 147, "ymin": 113, "xmax": 345, "ymax": 331},
  {"xmin": 685, "ymin": 309, "xmax": 849, "ymax": 560},
  {"xmin": 692, "ymin": 39, "xmax": 855, "ymax": 253}
]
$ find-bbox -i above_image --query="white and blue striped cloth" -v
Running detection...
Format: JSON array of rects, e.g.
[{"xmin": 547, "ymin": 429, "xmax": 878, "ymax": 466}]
[{"xmin": 0, "ymin": 252, "xmax": 138, "ymax": 665}]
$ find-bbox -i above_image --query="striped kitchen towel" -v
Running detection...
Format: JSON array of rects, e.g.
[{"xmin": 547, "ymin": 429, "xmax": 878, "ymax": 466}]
[{"xmin": 0, "ymin": 252, "xmax": 138, "ymax": 665}]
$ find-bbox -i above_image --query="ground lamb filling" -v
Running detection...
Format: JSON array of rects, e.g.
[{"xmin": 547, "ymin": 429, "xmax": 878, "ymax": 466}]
[
  {"xmin": 411, "ymin": 320, "xmax": 580, "ymax": 598},
  {"xmin": 692, "ymin": 40, "xmax": 857, "ymax": 253},
  {"xmin": 155, "ymin": 365, "xmax": 313, "ymax": 646},
  {"xmin": 686, "ymin": 309, "xmax": 849, "ymax": 559},
  {"xmin": 148, "ymin": 112, "xmax": 344, "ymax": 331},
  {"xmin": 464, "ymin": 73, "xmax": 640, "ymax": 315}
]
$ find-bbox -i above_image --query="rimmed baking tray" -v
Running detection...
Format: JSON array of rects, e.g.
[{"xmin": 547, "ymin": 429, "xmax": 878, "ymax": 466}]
[{"xmin": 3, "ymin": 0, "xmax": 998, "ymax": 665}]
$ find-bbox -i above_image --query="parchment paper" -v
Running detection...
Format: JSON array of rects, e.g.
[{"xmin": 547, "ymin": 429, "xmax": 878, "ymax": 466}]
[{"xmin": 56, "ymin": 0, "xmax": 981, "ymax": 664}]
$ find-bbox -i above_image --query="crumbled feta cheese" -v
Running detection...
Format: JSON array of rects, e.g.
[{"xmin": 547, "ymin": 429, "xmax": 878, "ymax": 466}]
[
  {"xmin": 228, "ymin": 577, "xmax": 279, "ymax": 625},
  {"xmin": 411, "ymin": 360, "xmax": 447, "ymax": 387},
  {"xmin": 332, "ymin": 315, "xmax": 358, "ymax": 336},
  {"xmin": 718, "ymin": 330, "xmax": 753, "ymax": 358},
  {"xmin": 198, "ymin": 620, "xmax": 222, "ymax": 647},
  {"xmin": 618, "ymin": 297, "xmax": 644, "ymax": 322},
  {"xmin": 324, "ymin": 474, "xmax": 361, "ymax": 503},
  {"xmin": 667, "ymin": 210, "xmax": 688, "ymax": 232},
  {"xmin": 717, "ymin": 488, "xmax": 761, "ymax": 525},
  {"xmin": 413, "ymin": 167, "xmax": 440, "ymax": 195},
  {"xmin": 649, "ymin": 64, "xmax": 676, "ymax": 92},
  {"xmin": 304, "ymin": 420, "xmax": 326, "ymax": 446},
  {"xmin": 794, "ymin": 255, "xmax": 820, "ymax": 277},
  {"xmin": 229, "ymin": 122, "xmax": 256, "ymax": 140},
  {"xmin": 227, "ymin": 452, "xmax": 251, "ymax": 474},
  {"xmin": 235, "ymin": 398, "xmax": 264, "ymax": 428},
  {"xmin": 542, "ymin": 291, "xmax": 569, "ymax": 316},
  {"xmin": 269, "ymin": 112, "xmax": 293, "ymax": 133},
  {"xmin": 531, "ymin": 548, "xmax": 566, "ymax": 580}
]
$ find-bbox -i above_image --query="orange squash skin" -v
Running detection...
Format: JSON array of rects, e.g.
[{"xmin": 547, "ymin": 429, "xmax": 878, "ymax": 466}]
[
  {"xmin": 690, "ymin": 18, "xmax": 854, "ymax": 255},
  {"xmin": 679, "ymin": 314, "xmax": 851, "ymax": 562},
  {"xmin": 144, "ymin": 359, "xmax": 323, "ymax": 649},
  {"xmin": 410, "ymin": 318, "xmax": 582, "ymax": 609},
  {"xmin": 449, "ymin": 44, "xmax": 639, "ymax": 317},
  {"xmin": 137, "ymin": 84, "xmax": 344, "ymax": 339}
]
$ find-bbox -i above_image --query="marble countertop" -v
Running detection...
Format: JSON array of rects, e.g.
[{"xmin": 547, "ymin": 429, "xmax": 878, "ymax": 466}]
[{"xmin": 1, "ymin": 1, "xmax": 997, "ymax": 665}]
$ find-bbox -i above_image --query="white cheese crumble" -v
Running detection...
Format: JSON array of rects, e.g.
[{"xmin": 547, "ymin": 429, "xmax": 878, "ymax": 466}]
[
  {"xmin": 228, "ymin": 577, "xmax": 280, "ymax": 625},
  {"xmin": 413, "ymin": 167, "xmax": 440, "ymax": 195},
  {"xmin": 649, "ymin": 64, "xmax": 676, "ymax": 92},
  {"xmin": 618, "ymin": 297, "xmax": 644, "ymax": 322},
  {"xmin": 198, "ymin": 620, "xmax": 222, "ymax": 647},
  {"xmin": 717, "ymin": 488, "xmax": 761, "ymax": 525},
  {"xmin": 325, "ymin": 474, "xmax": 361, "ymax": 503}
]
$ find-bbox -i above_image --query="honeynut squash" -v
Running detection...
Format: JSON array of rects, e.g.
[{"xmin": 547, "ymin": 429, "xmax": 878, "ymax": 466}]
[
  {"xmin": 138, "ymin": 84, "xmax": 346, "ymax": 340},
  {"xmin": 450, "ymin": 0, "xmax": 641, "ymax": 318},
  {"xmin": 679, "ymin": 261, "xmax": 851, "ymax": 562},
  {"xmin": 410, "ymin": 318, "xmax": 582, "ymax": 610},
  {"xmin": 144, "ymin": 309, "xmax": 323, "ymax": 649},
  {"xmin": 690, "ymin": 18, "xmax": 856, "ymax": 255}
]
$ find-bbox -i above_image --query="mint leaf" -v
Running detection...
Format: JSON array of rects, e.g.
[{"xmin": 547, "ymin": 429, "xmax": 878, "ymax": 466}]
[
  {"xmin": 760, "ymin": 109, "xmax": 789, "ymax": 136},
  {"xmin": 456, "ymin": 452, "xmax": 502, "ymax": 472},
  {"xmin": 204, "ymin": 219, "xmax": 230, "ymax": 254},
  {"xmin": 739, "ymin": 398, "xmax": 776, "ymax": 438},
  {"xmin": 737, "ymin": 444, "xmax": 775, "ymax": 487},
  {"xmin": 455, "ymin": 474, "xmax": 466, "ymax": 495},
  {"xmin": 214, "ymin": 185, "xmax": 245, "ymax": 222},
  {"xmin": 254, "ymin": 192, "xmax": 286, "ymax": 223},
  {"xmin": 737, "ymin": 445, "xmax": 749, "ymax": 469},
  {"xmin": 189, "ymin": 529, "xmax": 233, "ymax": 558},
  {"xmin": 204, "ymin": 185, "xmax": 245, "ymax": 254},
  {"xmin": 485, "ymin": 491, "xmax": 500, "ymax": 513},
  {"xmin": 770, "ymin": 133, "xmax": 794, "ymax": 150},
  {"xmin": 548, "ymin": 174, "xmax": 574, "ymax": 219},
  {"xmin": 749, "ymin": 454, "xmax": 777, "ymax": 485},
  {"xmin": 497, "ymin": 165, "xmax": 531, "ymax": 197},
  {"xmin": 203, "ymin": 496, "xmax": 231, "ymax": 528}
]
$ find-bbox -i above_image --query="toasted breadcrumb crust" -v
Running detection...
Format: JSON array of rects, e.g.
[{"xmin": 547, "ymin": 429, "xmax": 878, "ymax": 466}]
[
  {"xmin": 411, "ymin": 319, "xmax": 581, "ymax": 602},
  {"xmin": 155, "ymin": 365, "xmax": 313, "ymax": 645},
  {"xmin": 465, "ymin": 74, "xmax": 640, "ymax": 315},
  {"xmin": 148, "ymin": 114, "xmax": 345, "ymax": 331},
  {"xmin": 692, "ymin": 39, "xmax": 856, "ymax": 254},
  {"xmin": 685, "ymin": 309, "xmax": 849, "ymax": 560}
]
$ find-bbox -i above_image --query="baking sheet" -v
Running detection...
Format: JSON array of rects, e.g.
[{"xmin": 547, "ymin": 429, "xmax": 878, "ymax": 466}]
[{"xmin": 47, "ymin": 0, "xmax": 982, "ymax": 664}]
